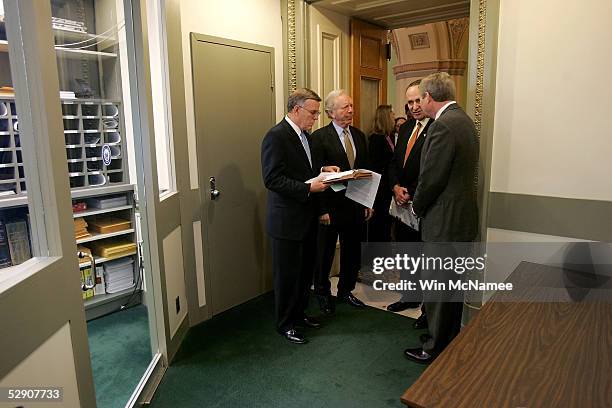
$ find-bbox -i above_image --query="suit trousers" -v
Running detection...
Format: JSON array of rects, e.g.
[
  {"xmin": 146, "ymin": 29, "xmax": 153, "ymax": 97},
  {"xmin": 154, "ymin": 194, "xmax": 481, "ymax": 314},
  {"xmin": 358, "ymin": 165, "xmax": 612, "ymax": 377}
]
[
  {"xmin": 395, "ymin": 221, "xmax": 423, "ymax": 304},
  {"xmin": 421, "ymin": 243, "xmax": 463, "ymax": 355},
  {"xmin": 271, "ymin": 220, "xmax": 317, "ymax": 333},
  {"xmin": 315, "ymin": 218, "xmax": 365, "ymax": 297}
]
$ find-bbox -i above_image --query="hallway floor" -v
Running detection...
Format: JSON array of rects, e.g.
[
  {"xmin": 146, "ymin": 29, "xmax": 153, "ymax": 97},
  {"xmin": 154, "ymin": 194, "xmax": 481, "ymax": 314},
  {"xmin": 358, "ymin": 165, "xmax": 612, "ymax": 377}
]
[{"xmin": 150, "ymin": 283, "xmax": 427, "ymax": 408}]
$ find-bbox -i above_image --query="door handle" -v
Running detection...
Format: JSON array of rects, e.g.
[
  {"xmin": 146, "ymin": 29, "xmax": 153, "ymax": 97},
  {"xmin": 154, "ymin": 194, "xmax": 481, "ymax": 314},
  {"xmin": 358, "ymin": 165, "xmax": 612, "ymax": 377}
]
[{"xmin": 209, "ymin": 176, "xmax": 221, "ymax": 200}]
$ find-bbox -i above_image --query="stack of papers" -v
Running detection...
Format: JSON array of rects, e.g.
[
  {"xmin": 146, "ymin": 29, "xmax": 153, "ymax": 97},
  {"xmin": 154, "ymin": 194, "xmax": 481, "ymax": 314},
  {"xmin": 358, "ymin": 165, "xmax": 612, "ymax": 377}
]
[
  {"xmin": 74, "ymin": 218, "xmax": 90, "ymax": 240},
  {"xmin": 103, "ymin": 257, "xmax": 135, "ymax": 293},
  {"xmin": 60, "ymin": 91, "xmax": 76, "ymax": 100},
  {"xmin": 86, "ymin": 194, "xmax": 128, "ymax": 209}
]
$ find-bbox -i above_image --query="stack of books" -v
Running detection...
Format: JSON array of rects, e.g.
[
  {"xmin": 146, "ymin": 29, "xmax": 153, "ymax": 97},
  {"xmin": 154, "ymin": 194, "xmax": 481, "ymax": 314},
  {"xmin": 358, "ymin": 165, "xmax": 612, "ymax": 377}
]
[
  {"xmin": 74, "ymin": 218, "xmax": 90, "ymax": 240},
  {"xmin": 103, "ymin": 257, "xmax": 134, "ymax": 293}
]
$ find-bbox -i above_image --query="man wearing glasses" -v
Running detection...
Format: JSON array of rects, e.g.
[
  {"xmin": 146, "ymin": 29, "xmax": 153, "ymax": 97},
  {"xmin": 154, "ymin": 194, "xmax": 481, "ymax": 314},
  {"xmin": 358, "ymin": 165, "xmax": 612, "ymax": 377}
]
[
  {"xmin": 311, "ymin": 89, "xmax": 373, "ymax": 314},
  {"xmin": 261, "ymin": 88, "xmax": 338, "ymax": 344}
]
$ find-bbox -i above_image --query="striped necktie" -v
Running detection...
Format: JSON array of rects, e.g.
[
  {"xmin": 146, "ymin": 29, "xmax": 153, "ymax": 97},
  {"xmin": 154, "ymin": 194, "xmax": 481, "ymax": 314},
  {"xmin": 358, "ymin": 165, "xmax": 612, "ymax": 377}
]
[{"xmin": 343, "ymin": 128, "xmax": 355, "ymax": 168}]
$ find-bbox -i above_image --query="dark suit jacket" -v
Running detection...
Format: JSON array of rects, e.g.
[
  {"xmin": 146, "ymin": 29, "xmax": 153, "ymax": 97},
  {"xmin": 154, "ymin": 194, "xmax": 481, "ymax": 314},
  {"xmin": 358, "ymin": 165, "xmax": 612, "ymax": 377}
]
[
  {"xmin": 261, "ymin": 118, "xmax": 321, "ymax": 241},
  {"xmin": 311, "ymin": 122, "xmax": 369, "ymax": 224},
  {"xmin": 388, "ymin": 118, "xmax": 433, "ymax": 197},
  {"xmin": 412, "ymin": 104, "xmax": 479, "ymax": 242},
  {"xmin": 368, "ymin": 132, "xmax": 394, "ymax": 212}
]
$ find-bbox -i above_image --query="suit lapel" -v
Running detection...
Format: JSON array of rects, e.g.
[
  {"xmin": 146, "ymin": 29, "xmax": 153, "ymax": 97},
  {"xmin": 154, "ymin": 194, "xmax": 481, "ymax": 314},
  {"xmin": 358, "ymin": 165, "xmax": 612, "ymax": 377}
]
[{"xmin": 283, "ymin": 119, "xmax": 313, "ymax": 172}]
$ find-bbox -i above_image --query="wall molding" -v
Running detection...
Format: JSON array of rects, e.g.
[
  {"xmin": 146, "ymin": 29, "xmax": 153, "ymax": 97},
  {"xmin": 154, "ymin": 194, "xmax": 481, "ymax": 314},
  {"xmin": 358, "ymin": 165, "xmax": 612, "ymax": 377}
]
[{"xmin": 393, "ymin": 60, "xmax": 467, "ymax": 78}]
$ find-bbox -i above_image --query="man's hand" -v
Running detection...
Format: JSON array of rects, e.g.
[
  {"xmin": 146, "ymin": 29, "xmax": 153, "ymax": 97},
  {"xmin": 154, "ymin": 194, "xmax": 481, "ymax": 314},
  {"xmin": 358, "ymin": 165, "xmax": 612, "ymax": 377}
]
[
  {"xmin": 322, "ymin": 165, "xmax": 340, "ymax": 173},
  {"xmin": 319, "ymin": 213, "xmax": 331, "ymax": 225},
  {"xmin": 393, "ymin": 184, "xmax": 410, "ymax": 205},
  {"xmin": 309, "ymin": 179, "xmax": 328, "ymax": 193},
  {"xmin": 365, "ymin": 208, "xmax": 374, "ymax": 221}
]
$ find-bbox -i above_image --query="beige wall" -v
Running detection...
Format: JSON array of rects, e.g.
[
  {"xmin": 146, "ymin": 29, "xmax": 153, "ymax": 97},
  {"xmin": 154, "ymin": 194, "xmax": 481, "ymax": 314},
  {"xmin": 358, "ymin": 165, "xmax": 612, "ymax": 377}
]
[
  {"xmin": 491, "ymin": 0, "xmax": 612, "ymax": 202},
  {"xmin": 179, "ymin": 0, "xmax": 284, "ymax": 190}
]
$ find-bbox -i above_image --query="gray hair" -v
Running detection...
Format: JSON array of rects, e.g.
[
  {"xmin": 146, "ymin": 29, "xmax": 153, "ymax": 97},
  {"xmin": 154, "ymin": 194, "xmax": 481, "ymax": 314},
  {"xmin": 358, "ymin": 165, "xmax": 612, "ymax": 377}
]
[
  {"xmin": 419, "ymin": 72, "xmax": 455, "ymax": 102},
  {"xmin": 324, "ymin": 89, "xmax": 348, "ymax": 117},
  {"xmin": 287, "ymin": 88, "xmax": 321, "ymax": 112}
]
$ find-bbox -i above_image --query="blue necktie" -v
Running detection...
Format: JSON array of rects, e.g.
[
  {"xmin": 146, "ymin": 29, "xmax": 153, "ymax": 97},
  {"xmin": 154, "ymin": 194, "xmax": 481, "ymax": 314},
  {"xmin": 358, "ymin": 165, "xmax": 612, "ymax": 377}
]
[{"xmin": 300, "ymin": 131, "xmax": 312, "ymax": 168}]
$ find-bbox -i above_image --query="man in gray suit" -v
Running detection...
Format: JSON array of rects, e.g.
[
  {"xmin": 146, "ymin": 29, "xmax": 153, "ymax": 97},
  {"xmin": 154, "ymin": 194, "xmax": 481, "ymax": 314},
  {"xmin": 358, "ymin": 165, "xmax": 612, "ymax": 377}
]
[{"xmin": 403, "ymin": 72, "xmax": 479, "ymax": 363}]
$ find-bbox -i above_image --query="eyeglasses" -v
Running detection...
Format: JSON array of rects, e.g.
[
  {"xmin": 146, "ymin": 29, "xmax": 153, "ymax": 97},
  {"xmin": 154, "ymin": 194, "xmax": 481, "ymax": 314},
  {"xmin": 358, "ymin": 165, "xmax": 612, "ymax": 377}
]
[{"xmin": 298, "ymin": 105, "xmax": 321, "ymax": 118}]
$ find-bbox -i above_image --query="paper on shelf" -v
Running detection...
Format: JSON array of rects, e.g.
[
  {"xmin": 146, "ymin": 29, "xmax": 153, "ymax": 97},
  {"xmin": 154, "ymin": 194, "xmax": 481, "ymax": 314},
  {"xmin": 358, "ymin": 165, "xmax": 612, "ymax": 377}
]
[{"xmin": 344, "ymin": 171, "xmax": 380, "ymax": 209}]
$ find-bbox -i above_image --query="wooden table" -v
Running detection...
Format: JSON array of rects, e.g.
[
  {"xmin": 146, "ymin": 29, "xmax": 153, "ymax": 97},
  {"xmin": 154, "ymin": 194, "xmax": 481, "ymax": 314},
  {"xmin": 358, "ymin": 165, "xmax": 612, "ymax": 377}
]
[{"xmin": 401, "ymin": 261, "xmax": 612, "ymax": 408}]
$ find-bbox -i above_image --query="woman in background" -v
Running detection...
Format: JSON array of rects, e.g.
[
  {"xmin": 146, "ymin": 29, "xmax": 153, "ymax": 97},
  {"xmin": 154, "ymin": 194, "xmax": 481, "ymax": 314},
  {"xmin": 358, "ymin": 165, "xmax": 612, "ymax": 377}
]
[{"xmin": 367, "ymin": 105, "xmax": 396, "ymax": 242}]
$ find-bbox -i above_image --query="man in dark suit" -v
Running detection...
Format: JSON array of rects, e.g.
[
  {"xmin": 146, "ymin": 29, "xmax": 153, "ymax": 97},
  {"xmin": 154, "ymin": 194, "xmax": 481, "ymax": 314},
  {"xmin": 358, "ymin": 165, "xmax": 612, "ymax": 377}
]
[
  {"xmin": 311, "ymin": 90, "xmax": 373, "ymax": 313},
  {"xmin": 387, "ymin": 80, "xmax": 433, "ymax": 317},
  {"xmin": 261, "ymin": 88, "xmax": 339, "ymax": 344},
  {"xmin": 404, "ymin": 72, "xmax": 479, "ymax": 363}
]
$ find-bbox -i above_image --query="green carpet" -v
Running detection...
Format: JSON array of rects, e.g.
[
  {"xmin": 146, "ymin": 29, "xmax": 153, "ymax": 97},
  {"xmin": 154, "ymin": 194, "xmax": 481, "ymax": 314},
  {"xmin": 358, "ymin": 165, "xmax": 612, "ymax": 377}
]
[
  {"xmin": 87, "ymin": 304, "xmax": 152, "ymax": 408},
  {"xmin": 150, "ymin": 293, "xmax": 426, "ymax": 408}
]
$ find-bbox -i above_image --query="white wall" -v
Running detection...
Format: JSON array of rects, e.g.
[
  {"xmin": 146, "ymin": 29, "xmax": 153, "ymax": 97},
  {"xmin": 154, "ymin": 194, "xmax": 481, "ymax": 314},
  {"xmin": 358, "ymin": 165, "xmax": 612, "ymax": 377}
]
[
  {"xmin": 491, "ymin": 0, "xmax": 612, "ymax": 201},
  {"xmin": 180, "ymin": 0, "xmax": 285, "ymax": 190},
  {"xmin": 0, "ymin": 323, "xmax": 81, "ymax": 407}
]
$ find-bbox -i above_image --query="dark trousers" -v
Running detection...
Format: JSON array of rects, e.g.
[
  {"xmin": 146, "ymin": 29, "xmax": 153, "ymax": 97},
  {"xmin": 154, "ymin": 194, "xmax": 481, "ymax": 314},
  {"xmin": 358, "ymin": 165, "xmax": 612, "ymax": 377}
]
[
  {"xmin": 421, "ymin": 243, "xmax": 463, "ymax": 355},
  {"xmin": 270, "ymin": 221, "xmax": 317, "ymax": 333},
  {"xmin": 315, "ymin": 219, "xmax": 365, "ymax": 297},
  {"xmin": 395, "ymin": 221, "xmax": 423, "ymax": 304},
  {"xmin": 368, "ymin": 209, "xmax": 393, "ymax": 242}
]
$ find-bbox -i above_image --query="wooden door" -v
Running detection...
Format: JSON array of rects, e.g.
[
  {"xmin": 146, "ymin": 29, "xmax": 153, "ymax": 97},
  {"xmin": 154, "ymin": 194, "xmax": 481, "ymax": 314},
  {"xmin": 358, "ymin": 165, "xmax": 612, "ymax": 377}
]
[{"xmin": 350, "ymin": 19, "xmax": 388, "ymax": 133}]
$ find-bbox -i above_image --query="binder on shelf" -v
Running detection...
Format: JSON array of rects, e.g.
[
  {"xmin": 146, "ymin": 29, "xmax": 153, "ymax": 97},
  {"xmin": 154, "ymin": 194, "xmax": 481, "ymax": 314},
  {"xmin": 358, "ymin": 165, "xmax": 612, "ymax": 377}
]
[
  {"xmin": 0, "ymin": 220, "xmax": 13, "ymax": 268},
  {"xmin": 5, "ymin": 220, "xmax": 31, "ymax": 265},
  {"xmin": 81, "ymin": 266, "xmax": 95, "ymax": 300},
  {"xmin": 87, "ymin": 217, "xmax": 131, "ymax": 234}
]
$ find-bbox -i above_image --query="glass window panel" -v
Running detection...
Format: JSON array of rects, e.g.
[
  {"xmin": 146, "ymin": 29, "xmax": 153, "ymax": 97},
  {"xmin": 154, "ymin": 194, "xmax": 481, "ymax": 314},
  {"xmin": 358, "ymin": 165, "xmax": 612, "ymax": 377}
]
[
  {"xmin": 0, "ymin": 0, "xmax": 34, "ymax": 269},
  {"xmin": 147, "ymin": 0, "xmax": 176, "ymax": 197}
]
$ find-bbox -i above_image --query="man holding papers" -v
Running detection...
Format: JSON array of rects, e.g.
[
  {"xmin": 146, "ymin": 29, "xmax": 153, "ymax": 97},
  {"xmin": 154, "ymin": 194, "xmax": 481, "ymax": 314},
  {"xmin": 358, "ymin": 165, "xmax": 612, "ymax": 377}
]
[
  {"xmin": 311, "ymin": 90, "xmax": 372, "ymax": 313},
  {"xmin": 387, "ymin": 79, "xmax": 433, "ymax": 317},
  {"xmin": 261, "ymin": 88, "xmax": 338, "ymax": 345}
]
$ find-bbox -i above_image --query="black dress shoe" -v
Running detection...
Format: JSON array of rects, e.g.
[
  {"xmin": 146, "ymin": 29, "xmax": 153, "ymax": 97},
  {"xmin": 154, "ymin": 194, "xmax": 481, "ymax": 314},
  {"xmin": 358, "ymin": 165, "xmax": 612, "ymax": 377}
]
[
  {"xmin": 387, "ymin": 301, "xmax": 421, "ymax": 312},
  {"xmin": 299, "ymin": 316, "xmax": 321, "ymax": 329},
  {"xmin": 281, "ymin": 329, "xmax": 308, "ymax": 344},
  {"xmin": 413, "ymin": 313, "xmax": 428, "ymax": 329},
  {"xmin": 338, "ymin": 292, "xmax": 366, "ymax": 307},
  {"xmin": 404, "ymin": 347, "xmax": 434, "ymax": 364},
  {"xmin": 318, "ymin": 295, "xmax": 335, "ymax": 315}
]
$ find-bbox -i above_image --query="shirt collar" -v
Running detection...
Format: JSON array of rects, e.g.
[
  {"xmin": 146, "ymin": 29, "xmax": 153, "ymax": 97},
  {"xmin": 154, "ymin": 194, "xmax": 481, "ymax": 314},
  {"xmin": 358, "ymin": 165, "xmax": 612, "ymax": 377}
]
[
  {"xmin": 285, "ymin": 115, "xmax": 302, "ymax": 137},
  {"xmin": 332, "ymin": 120, "xmax": 349, "ymax": 137},
  {"xmin": 416, "ymin": 117, "xmax": 430, "ymax": 128},
  {"xmin": 435, "ymin": 101, "xmax": 456, "ymax": 120}
]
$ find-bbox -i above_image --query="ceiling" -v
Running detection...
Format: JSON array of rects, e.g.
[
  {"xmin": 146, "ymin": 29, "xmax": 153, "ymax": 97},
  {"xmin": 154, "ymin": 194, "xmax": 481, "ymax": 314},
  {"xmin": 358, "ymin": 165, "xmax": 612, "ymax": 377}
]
[{"xmin": 309, "ymin": 0, "xmax": 470, "ymax": 29}]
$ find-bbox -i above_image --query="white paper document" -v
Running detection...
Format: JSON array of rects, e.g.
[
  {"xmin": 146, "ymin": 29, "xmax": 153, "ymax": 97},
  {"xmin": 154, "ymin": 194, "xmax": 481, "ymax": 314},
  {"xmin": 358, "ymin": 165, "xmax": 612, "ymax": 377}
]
[
  {"xmin": 389, "ymin": 199, "xmax": 420, "ymax": 231},
  {"xmin": 344, "ymin": 171, "xmax": 381, "ymax": 209},
  {"xmin": 305, "ymin": 172, "xmax": 335, "ymax": 184}
]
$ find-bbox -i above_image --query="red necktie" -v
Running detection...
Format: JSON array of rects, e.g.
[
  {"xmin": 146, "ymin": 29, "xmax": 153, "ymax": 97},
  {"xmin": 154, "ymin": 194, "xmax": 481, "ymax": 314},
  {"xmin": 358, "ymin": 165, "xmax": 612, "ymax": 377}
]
[{"xmin": 403, "ymin": 122, "xmax": 422, "ymax": 166}]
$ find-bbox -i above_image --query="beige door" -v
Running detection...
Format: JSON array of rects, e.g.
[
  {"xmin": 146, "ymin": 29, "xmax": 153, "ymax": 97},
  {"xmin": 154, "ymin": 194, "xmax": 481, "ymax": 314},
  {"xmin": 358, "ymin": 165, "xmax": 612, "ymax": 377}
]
[
  {"xmin": 351, "ymin": 19, "xmax": 388, "ymax": 132},
  {"xmin": 191, "ymin": 34, "xmax": 274, "ymax": 315}
]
